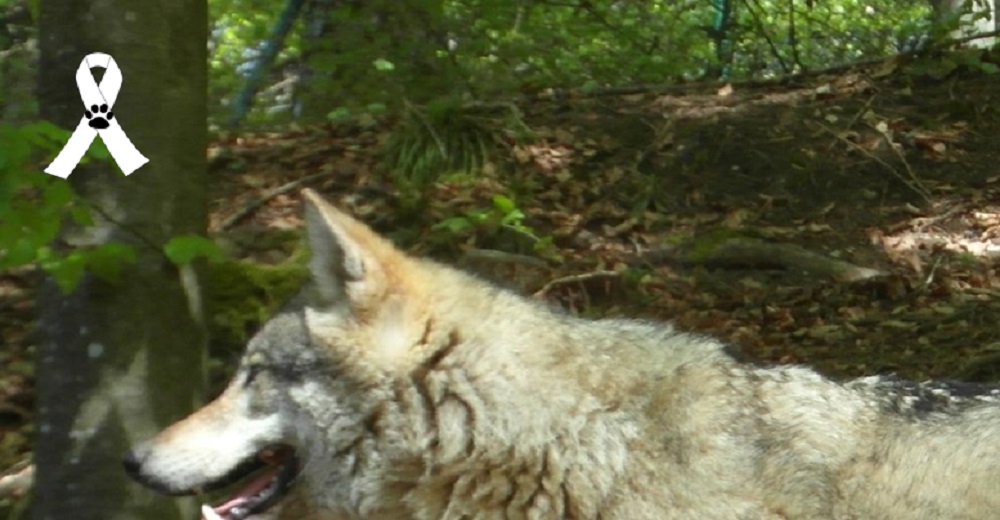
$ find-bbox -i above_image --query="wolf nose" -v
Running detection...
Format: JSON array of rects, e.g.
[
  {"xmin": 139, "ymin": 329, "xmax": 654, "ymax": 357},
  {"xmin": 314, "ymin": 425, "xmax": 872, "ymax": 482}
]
[{"xmin": 122, "ymin": 449, "xmax": 143, "ymax": 479}]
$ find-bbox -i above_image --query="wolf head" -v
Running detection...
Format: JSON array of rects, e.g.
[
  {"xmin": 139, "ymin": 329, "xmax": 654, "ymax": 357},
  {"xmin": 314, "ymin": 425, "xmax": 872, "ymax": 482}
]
[
  {"xmin": 123, "ymin": 190, "xmax": 493, "ymax": 519},
  {"xmin": 124, "ymin": 190, "xmax": 698, "ymax": 520}
]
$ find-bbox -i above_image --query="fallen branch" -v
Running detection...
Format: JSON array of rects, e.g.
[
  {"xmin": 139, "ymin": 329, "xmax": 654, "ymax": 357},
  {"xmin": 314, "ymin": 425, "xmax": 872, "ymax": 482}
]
[
  {"xmin": 649, "ymin": 237, "xmax": 884, "ymax": 283},
  {"xmin": 461, "ymin": 248, "xmax": 549, "ymax": 268},
  {"xmin": 942, "ymin": 28, "xmax": 1000, "ymax": 49},
  {"xmin": 218, "ymin": 171, "xmax": 336, "ymax": 231},
  {"xmin": 534, "ymin": 270, "xmax": 621, "ymax": 298},
  {"xmin": 814, "ymin": 122, "xmax": 932, "ymax": 204},
  {"xmin": 217, "ymin": 173, "xmax": 397, "ymax": 232}
]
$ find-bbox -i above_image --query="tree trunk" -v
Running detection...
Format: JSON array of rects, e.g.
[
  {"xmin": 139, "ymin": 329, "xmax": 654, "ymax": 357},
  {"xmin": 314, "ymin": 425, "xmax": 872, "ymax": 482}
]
[
  {"xmin": 932, "ymin": 0, "xmax": 998, "ymax": 47},
  {"xmin": 35, "ymin": 1, "xmax": 207, "ymax": 519}
]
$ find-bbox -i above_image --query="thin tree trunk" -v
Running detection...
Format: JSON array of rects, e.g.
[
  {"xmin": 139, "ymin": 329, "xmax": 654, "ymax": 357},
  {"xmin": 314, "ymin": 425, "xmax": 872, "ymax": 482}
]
[
  {"xmin": 932, "ymin": 0, "xmax": 998, "ymax": 47},
  {"xmin": 226, "ymin": 0, "xmax": 307, "ymax": 128}
]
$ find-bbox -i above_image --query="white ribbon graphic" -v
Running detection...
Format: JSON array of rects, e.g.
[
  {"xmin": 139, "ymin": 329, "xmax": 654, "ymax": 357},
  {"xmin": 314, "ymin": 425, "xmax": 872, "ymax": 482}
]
[{"xmin": 44, "ymin": 53, "xmax": 149, "ymax": 178}]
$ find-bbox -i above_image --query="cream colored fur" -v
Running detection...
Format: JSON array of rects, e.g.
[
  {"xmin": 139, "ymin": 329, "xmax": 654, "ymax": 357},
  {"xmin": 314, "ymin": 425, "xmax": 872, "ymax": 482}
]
[{"xmin": 130, "ymin": 190, "xmax": 1000, "ymax": 520}]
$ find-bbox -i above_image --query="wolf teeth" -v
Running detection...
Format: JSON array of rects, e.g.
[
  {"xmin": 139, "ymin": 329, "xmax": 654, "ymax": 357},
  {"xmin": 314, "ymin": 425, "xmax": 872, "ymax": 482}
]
[
  {"xmin": 200, "ymin": 505, "xmax": 225, "ymax": 520},
  {"xmin": 259, "ymin": 475, "xmax": 280, "ymax": 497}
]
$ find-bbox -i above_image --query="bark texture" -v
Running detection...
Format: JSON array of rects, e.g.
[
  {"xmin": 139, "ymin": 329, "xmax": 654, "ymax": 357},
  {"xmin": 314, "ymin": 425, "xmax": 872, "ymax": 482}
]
[{"xmin": 35, "ymin": 1, "xmax": 207, "ymax": 519}]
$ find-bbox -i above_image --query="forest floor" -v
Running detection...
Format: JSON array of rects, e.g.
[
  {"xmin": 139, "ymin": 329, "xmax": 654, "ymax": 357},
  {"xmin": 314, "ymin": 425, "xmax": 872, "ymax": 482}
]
[{"xmin": 3, "ymin": 50, "xmax": 1000, "ymax": 506}]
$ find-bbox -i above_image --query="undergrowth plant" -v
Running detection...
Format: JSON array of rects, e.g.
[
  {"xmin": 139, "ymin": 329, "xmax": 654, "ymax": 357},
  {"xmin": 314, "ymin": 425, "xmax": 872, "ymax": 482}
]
[
  {"xmin": 0, "ymin": 122, "xmax": 222, "ymax": 292},
  {"xmin": 434, "ymin": 194, "xmax": 561, "ymax": 262},
  {"xmin": 0, "ymin": 122, "xmax": 138, "ymax": 292},
  {"xmin": 383, "ymin": 100, "xmax": 501, "ymax": 189}
]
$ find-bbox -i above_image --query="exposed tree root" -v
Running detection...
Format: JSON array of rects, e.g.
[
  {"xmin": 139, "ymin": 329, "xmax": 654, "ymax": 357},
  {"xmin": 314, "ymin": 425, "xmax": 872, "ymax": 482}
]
[{"xmin": 650, "ymin": 237, "xmax": 884, "ymax": 283}]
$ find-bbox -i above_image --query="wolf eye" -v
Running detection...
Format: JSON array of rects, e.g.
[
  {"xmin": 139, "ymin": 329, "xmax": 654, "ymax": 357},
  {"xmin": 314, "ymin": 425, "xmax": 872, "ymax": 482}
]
[{"xmin": 244, "ymin": 363, "xmax": 265, "ymax": 386}]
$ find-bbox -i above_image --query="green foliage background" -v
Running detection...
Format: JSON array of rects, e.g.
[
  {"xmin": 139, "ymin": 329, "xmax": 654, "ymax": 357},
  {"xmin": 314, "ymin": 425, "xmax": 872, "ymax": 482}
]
[
  {"xmin": 0, "ymin": 0, "xmax": 979, "ymax": 290},
  {"xmin": 209, "ymin": 0, "xmax": 934, "ymax": 122}
]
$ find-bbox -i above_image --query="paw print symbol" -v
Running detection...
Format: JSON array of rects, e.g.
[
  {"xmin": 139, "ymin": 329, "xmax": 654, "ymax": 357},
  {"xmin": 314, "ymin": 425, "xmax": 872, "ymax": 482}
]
[{"xmin": 85, "ymin": 104, "xmax": 113, "ymax": 130}]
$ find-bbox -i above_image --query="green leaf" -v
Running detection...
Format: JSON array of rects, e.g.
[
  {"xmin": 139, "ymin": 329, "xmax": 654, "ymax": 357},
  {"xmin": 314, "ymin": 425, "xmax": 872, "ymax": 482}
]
[
  {"xmin": 0, "ymin": 239, "xmax": 37, "ymax": 268},
  {"xmin": 163, "ymin": 235, "xmax": 224, "ymax": 265},
  {"xmin": 86, "ymin": 242, "xmax": 137, "ymax": 282},
  {"xmin": 978, "ymin": 62, "xmax": 999, "ymax": 74},
  {"xmin": 433, "ymin": 216, "xmax": 473, "ymax": 233},
  {"xmin": 42, "ymin": 251, "xmax": 87, "ymax": 293},
  {"xmin": 366, "ymin": 102, "xmax": 388, "ymax": 115},
  {"xmin": 327, "ymin": 106, "xmax": 352, "ymax": 122},
  {"xmin": 467, "ymin": 209, "xmax": 491, "ymax": 223},
  {"xmin": 43, "ymin": 181, "xmax": 74, "ymax": 208},
  {"xmin": 69, "ymin": 204, "xmax": 94, "ymax": 226},
  {"xmin": 500, "ymin": 208, "xmax": 525, "ymax": 226},
  {"xmin": 492, "ymin": 194, "xmax": 517, "ymax": 214},
  {"xmin": 373, "ymin": 58, "xmax": 395, "ymax": 72},
  {"xmin": 24, "ymin": 121, "xmax": 70, "ymax": 151},
  {"xmin": 86, "ymin": 138, "xmax": 112, "ymax": 161},
  {"xmin": 0, "ymin": 126, "xmax": 30, "ymax": 166},
  {"xmin": 33, "ymin": 213, "xmax": 62, "ymax": 244}
]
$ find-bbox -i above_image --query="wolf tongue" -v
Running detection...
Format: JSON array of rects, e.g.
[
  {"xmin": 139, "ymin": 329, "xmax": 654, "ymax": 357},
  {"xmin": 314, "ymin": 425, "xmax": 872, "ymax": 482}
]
[{"xmin": 213, "ymin": 466, "xmax": 283, "ymax": 516}]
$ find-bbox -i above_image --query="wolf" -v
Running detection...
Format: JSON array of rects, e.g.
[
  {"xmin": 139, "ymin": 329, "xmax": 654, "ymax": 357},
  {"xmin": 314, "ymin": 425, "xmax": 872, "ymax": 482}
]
[{"xmin": 123, "ymin": 189, "xmax": 1000, "ymax": 520}]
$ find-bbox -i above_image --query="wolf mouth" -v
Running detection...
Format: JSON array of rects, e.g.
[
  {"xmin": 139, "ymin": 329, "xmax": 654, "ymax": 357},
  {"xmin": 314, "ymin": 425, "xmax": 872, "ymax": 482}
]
[{"xmin": 200, "ymin": 445, "xmax": 300, "ymax": 520}]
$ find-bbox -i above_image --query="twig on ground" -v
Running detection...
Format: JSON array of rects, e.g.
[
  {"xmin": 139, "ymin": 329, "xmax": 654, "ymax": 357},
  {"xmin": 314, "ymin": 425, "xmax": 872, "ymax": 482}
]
[
  {"xmin": 533, "ymin": 270, "xmax": 620, "ymax": 298},
  {"xmin": 815, "ymin": 122, "xmax": 932, "ymax": 204},
  {"xmin": 218, "ymin": 171, "xmax": 335, "ymax": 231}
]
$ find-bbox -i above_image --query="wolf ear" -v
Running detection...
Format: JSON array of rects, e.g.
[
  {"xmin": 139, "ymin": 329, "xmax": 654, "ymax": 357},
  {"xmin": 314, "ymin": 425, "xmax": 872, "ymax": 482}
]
[{"xmin": 301, "ymin": 189, "xmax": 399, "ymax": 309}]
